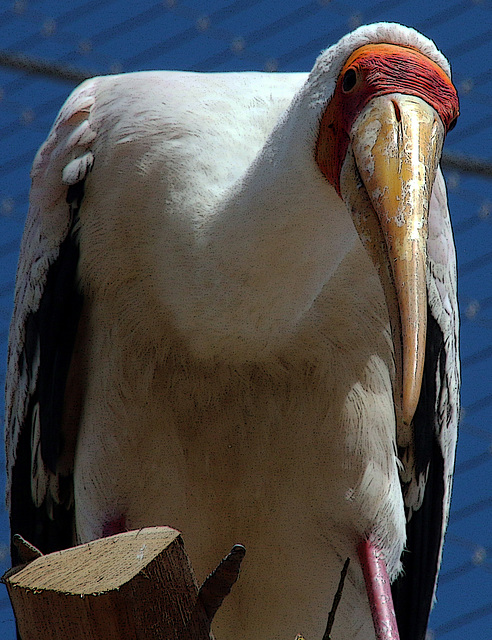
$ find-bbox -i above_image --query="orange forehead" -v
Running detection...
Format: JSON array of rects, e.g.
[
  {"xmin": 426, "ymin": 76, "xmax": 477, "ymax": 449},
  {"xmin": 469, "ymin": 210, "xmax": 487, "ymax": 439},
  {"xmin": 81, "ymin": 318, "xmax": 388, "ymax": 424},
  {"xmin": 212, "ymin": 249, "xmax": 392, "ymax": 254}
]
[
  {"xmin": 341, "ymin": 43, "xmax": 452, "ymax": 89},
  {"xmin": 335, "ymin": 41, "xmax": 459, "ymax": 131}
]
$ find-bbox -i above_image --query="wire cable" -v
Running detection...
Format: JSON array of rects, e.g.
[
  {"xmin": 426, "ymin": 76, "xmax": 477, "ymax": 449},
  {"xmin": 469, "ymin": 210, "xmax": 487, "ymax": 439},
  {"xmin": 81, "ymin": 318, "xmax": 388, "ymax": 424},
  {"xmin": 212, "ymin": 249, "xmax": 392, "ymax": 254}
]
[{"xmin": 433, "ymin": 600, "xmax": 492, "ymax": 636}]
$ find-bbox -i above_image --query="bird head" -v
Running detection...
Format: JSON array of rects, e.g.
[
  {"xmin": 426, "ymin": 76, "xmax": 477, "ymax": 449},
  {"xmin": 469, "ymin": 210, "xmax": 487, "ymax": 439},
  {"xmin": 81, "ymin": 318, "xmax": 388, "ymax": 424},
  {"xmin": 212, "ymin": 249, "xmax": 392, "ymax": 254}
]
[{"xmin": 315, "ymin": 28, "xmax": 459, "ymax": 429}]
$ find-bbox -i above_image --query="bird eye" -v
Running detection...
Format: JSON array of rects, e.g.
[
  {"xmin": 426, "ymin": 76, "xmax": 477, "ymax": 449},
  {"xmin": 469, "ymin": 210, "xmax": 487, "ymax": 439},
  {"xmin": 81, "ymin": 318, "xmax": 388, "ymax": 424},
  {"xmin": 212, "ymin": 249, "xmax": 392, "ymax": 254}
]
[
  {"xmin": 342, "ymin": 68, "xmax": 358, "ymax": 93},
  {"xmin": 448, "ymin": 116, "xmax": 458, "ymax": 132}
]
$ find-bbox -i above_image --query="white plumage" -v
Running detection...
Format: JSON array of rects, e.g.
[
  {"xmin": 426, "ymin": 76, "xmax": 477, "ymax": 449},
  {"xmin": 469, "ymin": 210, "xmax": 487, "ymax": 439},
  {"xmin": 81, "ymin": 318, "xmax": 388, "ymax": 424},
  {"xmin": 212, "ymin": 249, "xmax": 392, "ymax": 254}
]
[{"xmin": 6, "ymin": 22, "xmax": 460, "ymax": 640}]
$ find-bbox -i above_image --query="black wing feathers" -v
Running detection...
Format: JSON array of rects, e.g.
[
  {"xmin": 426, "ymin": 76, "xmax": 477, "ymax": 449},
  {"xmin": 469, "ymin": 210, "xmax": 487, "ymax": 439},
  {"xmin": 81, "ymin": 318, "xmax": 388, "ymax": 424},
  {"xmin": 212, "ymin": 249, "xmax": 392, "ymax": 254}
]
[
  {"xmin": 392, "ymin": 309, "xmax": 447, "ymax": 640},
  {"xmin": 38, "ymin": 182, "xmax": 84, "ymax": 472},
  {"xmin": 9, "ymin": 181, "xmax": 85, "ymax": 564}
]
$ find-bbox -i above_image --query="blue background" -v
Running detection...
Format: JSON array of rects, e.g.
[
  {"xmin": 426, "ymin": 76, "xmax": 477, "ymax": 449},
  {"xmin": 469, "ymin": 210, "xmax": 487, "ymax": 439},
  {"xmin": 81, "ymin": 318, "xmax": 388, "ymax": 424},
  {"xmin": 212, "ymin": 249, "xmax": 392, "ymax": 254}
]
[{"xmin": 1, "ymin": 1, "xmax": 491, "ymax": 638}]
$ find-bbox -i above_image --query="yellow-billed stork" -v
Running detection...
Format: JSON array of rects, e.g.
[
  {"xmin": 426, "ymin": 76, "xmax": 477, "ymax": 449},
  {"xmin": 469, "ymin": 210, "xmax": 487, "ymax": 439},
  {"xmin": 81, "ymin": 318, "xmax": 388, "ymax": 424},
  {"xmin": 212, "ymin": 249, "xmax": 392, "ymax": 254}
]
[{"xmin": 6, "ymin": 22, "xmax": 460, "ymax": 640}]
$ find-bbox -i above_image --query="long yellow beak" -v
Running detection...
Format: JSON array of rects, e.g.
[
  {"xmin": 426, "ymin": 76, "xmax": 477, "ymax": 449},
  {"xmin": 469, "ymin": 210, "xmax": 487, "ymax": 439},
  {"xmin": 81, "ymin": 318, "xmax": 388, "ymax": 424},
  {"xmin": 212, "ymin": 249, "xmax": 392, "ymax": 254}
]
[{"xmin": 340, "ymin": 94, "xmax": 445, "ymax": 430}]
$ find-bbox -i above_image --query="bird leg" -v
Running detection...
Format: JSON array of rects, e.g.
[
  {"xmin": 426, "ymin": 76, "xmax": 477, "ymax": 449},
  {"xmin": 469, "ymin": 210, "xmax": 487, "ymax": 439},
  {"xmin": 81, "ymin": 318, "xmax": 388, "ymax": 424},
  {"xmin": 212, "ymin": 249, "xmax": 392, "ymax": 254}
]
[
  {"xmin": 357, "ymin": 540, "xmax": 400, "ymax": 640},
  {"xmin": 101, "ymin": 513, "xmax": 128, "ymax": 537}
]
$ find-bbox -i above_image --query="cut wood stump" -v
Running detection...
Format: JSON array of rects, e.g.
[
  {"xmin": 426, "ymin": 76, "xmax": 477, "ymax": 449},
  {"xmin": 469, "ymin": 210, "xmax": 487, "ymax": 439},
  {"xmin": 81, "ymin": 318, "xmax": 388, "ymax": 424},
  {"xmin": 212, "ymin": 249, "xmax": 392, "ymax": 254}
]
[{"xmin": 3, "ymin": 526, "xmax": 243, "ymax": 640}]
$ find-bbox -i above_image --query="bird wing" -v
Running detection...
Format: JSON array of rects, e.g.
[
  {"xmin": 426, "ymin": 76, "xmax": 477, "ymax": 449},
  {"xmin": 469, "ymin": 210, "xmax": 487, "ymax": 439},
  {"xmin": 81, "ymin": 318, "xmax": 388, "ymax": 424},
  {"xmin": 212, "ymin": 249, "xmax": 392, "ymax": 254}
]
[
  {"xmin": 392, "ymin": 167, "xmax": 460, "ymax": 640},
  {"xmin": 5, "ymin": 78, "xmax": 97, "ymax": 560}
]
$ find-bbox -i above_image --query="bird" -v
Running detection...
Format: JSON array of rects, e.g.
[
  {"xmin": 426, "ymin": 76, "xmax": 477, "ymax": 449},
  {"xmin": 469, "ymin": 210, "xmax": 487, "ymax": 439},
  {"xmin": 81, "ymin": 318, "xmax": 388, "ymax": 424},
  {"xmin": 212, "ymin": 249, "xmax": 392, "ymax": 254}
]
[{"xmin": 5, "ymin": 21, "xmax": 460, "ymax": 640}]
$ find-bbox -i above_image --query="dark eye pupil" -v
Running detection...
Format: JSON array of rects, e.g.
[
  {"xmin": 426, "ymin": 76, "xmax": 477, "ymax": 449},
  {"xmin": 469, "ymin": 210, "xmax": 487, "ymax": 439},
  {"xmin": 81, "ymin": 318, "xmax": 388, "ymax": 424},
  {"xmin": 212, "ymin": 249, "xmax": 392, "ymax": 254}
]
[{"xmin": 342, "ymin": 68, "xmax": 357, "ymax": 92}]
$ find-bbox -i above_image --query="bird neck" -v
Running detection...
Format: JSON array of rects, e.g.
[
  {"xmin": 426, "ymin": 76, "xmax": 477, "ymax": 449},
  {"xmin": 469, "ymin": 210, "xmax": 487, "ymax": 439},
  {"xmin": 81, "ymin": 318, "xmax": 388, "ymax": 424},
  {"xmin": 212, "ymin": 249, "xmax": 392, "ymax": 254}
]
[{"xmin": 182, "ymin": 128, "xmax": 358, "ymax": 360}]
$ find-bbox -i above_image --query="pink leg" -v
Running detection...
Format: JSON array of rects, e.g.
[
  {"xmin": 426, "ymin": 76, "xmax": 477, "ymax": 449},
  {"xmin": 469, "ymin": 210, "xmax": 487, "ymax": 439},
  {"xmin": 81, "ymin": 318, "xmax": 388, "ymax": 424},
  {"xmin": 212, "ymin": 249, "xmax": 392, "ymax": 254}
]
[
  {"xmin": 102, "ymin": 513, "xmax": 128, "ymax": 537},
  {"xmin": 357, "ymin": 540, "xmax": 400, "ymax": 640}
]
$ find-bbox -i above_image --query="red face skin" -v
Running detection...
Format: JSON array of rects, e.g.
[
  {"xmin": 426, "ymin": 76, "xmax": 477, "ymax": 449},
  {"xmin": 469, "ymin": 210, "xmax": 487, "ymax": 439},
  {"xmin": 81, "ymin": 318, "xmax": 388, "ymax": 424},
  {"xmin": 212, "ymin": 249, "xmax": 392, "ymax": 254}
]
[{"xmin": 315, "ymin": 43, "xmax": 460, "ymax": 196}]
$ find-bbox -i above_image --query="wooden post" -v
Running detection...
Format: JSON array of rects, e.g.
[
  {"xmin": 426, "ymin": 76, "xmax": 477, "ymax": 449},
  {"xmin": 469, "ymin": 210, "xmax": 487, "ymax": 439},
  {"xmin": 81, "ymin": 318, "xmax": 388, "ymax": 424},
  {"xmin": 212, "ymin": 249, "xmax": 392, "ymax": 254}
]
[
  {"xmin": 3, "ymin": 526, "xmax": 219, "ymax": 640},
  {"xmin": 4, "ymin": 527, "xmax": 349, "ymax": 639}
]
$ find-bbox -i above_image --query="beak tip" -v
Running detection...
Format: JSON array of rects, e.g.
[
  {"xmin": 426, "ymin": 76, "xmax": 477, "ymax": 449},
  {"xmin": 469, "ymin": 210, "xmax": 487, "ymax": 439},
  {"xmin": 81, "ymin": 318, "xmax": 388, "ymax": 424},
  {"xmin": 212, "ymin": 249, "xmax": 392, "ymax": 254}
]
[{"xmin": 401, "ymin": 358, "xmax": 425, "ymax": 427}]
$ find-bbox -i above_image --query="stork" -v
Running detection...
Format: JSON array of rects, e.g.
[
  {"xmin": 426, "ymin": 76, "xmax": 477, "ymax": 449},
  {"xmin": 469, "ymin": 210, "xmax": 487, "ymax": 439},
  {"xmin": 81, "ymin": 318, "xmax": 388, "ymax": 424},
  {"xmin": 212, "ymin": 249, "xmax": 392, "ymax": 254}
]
[{"xmin": 6, "ymin": 22, "xmax": 460, "ymax": 640}]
